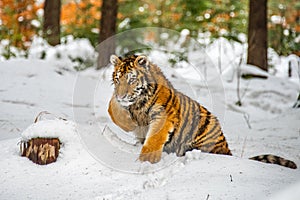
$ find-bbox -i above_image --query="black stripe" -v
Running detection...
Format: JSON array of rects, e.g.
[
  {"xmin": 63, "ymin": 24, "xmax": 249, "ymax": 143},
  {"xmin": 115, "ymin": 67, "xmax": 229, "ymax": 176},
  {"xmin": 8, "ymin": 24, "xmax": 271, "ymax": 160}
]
[
  {"xmin": 162, "ymin": 89, "xmax": 173, "ymax": 109},
  {"xmin": 194, "ymin": 127, "xmax": 221, "ymax": 148},
  {"xmin": 274, "ymin": 155, "xmax": 281, "ymax": 164},
  {"xmin": 201, "ymin": 139, "xmax": 221, "ymax": 151},
  {"xmin": 181, "ymin": 100, "xmax": 198, "ymax": 145},
  {"xmin": 194, "ymin": 112, "xmax": 211, "ymax": 141},
  {"xmin": 214, "ymin": 135, "xmax": 226, "ymax": 146},
  {"xmin": 215, "ymin": 135, "xmax": 226, "ymax": 146},
  {"xmin": 176, "ymin": 96, "xmax": 190, "ymax": 149},
  {"xmin": 173, "ymin": 95, "xmax": 186, "ymax": 147},
  {"xmin": 166, "ymin": 90, "xmax": 177, "ymax": 113},
  {"xmin": 150, "ymin": 111, "xmax": 161, "ymax": 120},
  {"xmin": 177, "ymin": 101, "xmax": 194, "ymax": 155},
  {"xmin": 144, "ymin": 73, "xmax": 151, "ymax": 85},
  {"xmin": 200, "ymin": 121, "xmax": 220, "ymax": 141},
  {"xmin": 165, "ymin": 130, "xmax": 175, "ymax": 145},
  {"xmin": 145, "ymin": 95, "xmax": 157, "ymax": 115},
  {"xmin": 144, "ymin": 82, "xmax": 159, "ymax": 115},
  {"xmin": 146, "ymin": 96, "xmax": 161, "ymax": 120},
  {"xmin": 151, "ymin": 83, "xmax": 158, "ymax": 96}
]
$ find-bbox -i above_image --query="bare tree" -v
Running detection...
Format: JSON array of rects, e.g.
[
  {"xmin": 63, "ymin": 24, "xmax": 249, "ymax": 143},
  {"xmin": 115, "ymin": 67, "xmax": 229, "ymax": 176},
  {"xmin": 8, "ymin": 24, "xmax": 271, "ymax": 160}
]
[
  {"xmin": 43, "ymin": 0, "xmax": 61, "ymax": 46},
  {"xmin": 98, "ymin": 0, "xmax": 118, "ymax": 69},
  {"xmin": 247, "ymin": 0, "xmax": 268, "ymax": 71}
]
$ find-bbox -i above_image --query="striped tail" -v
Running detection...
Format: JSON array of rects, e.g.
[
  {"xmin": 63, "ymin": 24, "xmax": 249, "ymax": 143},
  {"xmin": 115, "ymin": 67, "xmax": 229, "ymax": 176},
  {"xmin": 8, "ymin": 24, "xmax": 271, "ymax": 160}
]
[{"xmin": 249, "ymin": 154, "xmax": 297, "ymax": 169}]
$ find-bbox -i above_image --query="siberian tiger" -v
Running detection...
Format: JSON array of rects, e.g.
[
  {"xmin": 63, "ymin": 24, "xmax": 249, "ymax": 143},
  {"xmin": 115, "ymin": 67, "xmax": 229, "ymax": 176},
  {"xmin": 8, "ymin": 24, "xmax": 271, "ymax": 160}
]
[{"xmin": 108, "ymin": 54, "xmax": 297, "ymax": 169}]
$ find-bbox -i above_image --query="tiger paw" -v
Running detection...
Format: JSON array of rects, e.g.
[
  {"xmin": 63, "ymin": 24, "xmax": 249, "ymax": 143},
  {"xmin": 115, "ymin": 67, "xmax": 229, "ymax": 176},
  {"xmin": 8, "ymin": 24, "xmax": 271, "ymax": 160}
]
[{"xmin": 139, "ymin": 146, "xmax": 162, "ymax": 164}]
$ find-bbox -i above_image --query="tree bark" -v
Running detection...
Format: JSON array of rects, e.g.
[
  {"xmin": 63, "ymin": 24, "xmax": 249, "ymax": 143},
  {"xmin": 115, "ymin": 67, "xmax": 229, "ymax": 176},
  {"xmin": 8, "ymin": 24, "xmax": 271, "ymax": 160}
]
[
  {"xmin": 247, "ymin": 0, "xmax": 268, "ymax": 71},
  {"xmin": 43, "ymin": 0, "xmax": 61, "ymax": 46},
  {"xmin": 97, "ymin": 0, "xmax": 118, "ymax": 69},
  {"xmin": 20, "ymin": 138, "xmax": 60, "ymax": 165}
]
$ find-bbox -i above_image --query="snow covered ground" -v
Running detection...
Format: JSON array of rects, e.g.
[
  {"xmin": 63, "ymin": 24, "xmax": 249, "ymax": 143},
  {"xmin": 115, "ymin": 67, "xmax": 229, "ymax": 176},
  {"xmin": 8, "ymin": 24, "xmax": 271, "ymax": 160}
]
[{"xmin": 0, "ymin": 36, "xmax": 300, "ymax": 200}]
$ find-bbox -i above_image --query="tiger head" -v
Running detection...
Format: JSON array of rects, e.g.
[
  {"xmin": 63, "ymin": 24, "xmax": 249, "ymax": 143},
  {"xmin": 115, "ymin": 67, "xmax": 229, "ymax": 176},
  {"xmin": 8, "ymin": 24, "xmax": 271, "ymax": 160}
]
[{"xmin": 110, "ymin": 54, "xmax": 151, "ymax": 107}]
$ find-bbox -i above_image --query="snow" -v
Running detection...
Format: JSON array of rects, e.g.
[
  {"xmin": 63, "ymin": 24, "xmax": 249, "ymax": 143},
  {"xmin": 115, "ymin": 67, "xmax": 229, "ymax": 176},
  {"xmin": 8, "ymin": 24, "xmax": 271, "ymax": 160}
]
[
  {"xmin": 21, "ymin": 119, "xmax": 79, "ymax": 144},
  {"xmin": 268, "ymin": 181, "xmax": 300, "ymax": 200},
  {"xmin": 0, "ymin": 36, "xmax": 300, "ymax": 200}
]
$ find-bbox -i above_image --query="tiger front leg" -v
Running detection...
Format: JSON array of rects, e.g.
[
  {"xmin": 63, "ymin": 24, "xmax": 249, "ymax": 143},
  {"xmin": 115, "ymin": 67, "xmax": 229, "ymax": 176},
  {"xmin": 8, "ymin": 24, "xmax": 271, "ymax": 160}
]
[
  {"xmin": 139, "ymin": 117, "xmax": 172, "ymax": 163},
  {"xmin": 108, "ymin": 96, "xmax": 137, "ymax": 132}
]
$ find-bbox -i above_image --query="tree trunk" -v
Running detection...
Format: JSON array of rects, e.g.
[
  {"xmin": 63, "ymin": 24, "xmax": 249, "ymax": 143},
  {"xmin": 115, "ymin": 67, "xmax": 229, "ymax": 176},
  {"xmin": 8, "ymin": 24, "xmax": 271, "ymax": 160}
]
[
  {"xmin": 43, "ymin": 0, "xmax": 61, "ymax": 46},
  {"xmin": 20, "ymin": 138, "xmax": 60, "ymax": 165},
  {"xmin": 97, "ymin": 0, "xmax": 118, "ymax": 69},
  {"xmin": 247, "ymin": 0, "xmax": 268, "ymax": 71}
]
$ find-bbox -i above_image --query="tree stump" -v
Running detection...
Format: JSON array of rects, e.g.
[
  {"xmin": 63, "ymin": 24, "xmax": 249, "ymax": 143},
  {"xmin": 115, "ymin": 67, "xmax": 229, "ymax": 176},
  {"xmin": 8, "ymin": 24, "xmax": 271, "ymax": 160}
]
[{"xmin": 20, "ymin": 138, "xmax": 60, "ymax": 165}]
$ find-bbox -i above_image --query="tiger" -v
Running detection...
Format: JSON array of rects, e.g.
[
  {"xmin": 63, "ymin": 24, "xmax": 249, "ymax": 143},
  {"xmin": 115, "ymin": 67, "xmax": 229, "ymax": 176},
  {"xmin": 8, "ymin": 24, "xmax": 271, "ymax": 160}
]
[{"xmin": 108, "ymin": 54, "xmax": 297, "ymax": 169}]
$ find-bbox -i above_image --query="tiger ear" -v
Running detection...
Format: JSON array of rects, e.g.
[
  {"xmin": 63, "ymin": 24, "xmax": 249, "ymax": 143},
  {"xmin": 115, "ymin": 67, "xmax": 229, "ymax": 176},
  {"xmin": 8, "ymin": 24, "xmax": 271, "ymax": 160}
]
[
  {"xmin": 135, "ymin": 55, "xmax": 149, "ymax": 69},
  {"xmin": 110, "ymin": 55, "xmax": 121, "ymax": 66}
]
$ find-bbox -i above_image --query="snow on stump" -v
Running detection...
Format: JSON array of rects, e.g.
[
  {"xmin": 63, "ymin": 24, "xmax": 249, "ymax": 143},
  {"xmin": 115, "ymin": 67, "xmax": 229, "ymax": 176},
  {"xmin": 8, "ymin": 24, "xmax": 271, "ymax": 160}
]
[
  {"xmin": 20, "ymin": 138, "xmax": 60, "ymax": 165},
  {"xmin": 20, "ymin": 111, "xmax": 77, "ymax": 165}
]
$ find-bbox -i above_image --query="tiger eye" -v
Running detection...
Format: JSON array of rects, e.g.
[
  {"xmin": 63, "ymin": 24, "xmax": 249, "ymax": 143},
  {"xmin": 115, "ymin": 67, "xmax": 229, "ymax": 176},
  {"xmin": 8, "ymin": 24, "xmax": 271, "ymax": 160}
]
[
  {"xmin": 138, "ymin": 58, "xmax": 146, "ymax": 65},
  {"xmin": 128, "ymin": 77, "xmax": 136, "ymax": 84}
]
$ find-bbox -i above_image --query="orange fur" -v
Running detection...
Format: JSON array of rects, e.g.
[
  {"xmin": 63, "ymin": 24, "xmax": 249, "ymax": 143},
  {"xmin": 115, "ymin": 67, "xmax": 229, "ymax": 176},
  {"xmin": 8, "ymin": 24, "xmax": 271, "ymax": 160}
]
[
  {"xmin": 108, "ymin": 96, "xmax": 137, "ymax": 132},
  {"xmin": 108, "ymin": 54, "xmax": 231, "ymax": 163}
]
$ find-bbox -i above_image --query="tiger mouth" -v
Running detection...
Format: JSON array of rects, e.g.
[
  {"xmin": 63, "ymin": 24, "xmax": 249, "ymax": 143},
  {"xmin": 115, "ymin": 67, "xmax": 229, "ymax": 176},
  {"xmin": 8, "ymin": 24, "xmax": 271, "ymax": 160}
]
[{"xmin": 117, "ymin": 98, "xmax": 135, "ymax": 107}]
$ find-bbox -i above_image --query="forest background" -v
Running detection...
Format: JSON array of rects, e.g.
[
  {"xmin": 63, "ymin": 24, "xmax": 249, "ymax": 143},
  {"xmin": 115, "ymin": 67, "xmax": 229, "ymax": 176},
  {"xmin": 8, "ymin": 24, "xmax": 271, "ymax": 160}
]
[{"xmin": 0, "ymin": 0, "xmax": 299, "ymax": 61}]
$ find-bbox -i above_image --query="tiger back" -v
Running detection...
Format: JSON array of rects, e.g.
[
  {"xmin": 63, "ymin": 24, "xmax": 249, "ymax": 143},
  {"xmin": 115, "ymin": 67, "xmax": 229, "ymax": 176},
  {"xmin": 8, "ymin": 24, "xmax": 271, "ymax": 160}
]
[{"xmin": 108, "ymin": 54, "xmax": 297, "ymax": 169}]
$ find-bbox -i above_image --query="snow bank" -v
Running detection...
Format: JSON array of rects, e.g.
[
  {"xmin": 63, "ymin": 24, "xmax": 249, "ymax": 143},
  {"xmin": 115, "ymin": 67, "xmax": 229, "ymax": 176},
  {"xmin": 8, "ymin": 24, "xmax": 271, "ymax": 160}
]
[
  {"xmin": 28, "ymin": 36, "xmax": 98, "ymax": 71},
  {"xmin": 21, "ymin": 119, "xmax": 79, "ymax": 144},
  {"xmin": 0, "ymin": 39, "xmax": 26, "ymax": 61}
]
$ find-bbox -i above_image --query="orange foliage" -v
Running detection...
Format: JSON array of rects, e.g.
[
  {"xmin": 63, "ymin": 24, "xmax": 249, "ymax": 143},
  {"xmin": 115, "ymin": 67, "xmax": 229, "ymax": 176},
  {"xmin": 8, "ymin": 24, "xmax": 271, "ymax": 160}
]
[
  {"xmin": 0, "ymin": 0, "xmax": 101, "ymax": 48},
  {"xmin": 171, "ymin": 13, "xmax": 181, "ymax": 22},
  {"xmin": 0, "ymin": 0, "xmax": 42, "ymax": 48},
  {"xmin": 61, "ymin": 0, "xmax": 101, "ymax": 32},
  {"xmin": 285, "ymin": 9, "xmax": 300, "ymax": 32}
]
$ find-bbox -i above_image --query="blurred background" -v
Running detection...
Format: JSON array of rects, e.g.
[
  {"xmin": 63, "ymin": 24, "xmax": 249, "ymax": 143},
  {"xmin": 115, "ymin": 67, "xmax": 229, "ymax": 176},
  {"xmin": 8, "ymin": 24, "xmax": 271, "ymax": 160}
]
[{"xmin": 0, "ymin": 0, "xmax": 299, "ymax": 68}]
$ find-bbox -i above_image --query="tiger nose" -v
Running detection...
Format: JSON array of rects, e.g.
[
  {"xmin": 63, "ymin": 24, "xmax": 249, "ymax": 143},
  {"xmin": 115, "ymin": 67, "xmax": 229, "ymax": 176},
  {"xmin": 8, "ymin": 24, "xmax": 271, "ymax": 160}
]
[{"xmin": 117, "ymin": 94, "xmax": 127, "ymax": 100}]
